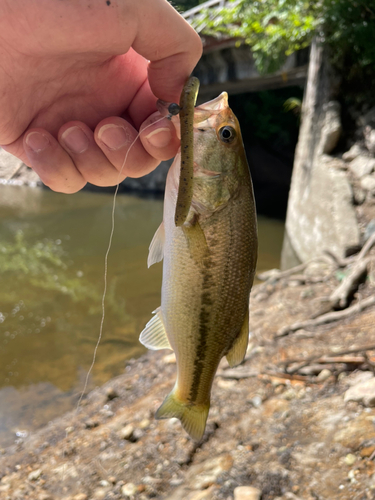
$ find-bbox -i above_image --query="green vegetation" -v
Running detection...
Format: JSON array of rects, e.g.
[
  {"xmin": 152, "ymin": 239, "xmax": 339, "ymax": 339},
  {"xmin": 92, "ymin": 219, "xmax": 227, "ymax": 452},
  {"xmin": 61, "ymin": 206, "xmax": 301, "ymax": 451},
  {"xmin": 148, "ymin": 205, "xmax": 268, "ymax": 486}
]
[
  {"xmin": 193, "ymin": 0, "xmax": 375, "ymax": 76},
  {"xmin": 172, "ymin": 0, "xmax": 202, "ymax": 12},
  {"xmin": 0, "ymin": 231, "xmax": 95, "ymax": 302},
  {"xmin": 0, "ymin": 230, "xmax": 126, "ymax": 317}
]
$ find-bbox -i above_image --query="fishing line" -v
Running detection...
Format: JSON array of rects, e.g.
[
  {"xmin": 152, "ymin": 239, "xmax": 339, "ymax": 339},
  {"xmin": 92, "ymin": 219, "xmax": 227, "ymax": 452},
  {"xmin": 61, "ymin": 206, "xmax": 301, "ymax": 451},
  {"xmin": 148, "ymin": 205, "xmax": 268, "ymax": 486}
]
[{"xmin": 77, "ymin": 115, "xmax": 167, "ymax": 410}]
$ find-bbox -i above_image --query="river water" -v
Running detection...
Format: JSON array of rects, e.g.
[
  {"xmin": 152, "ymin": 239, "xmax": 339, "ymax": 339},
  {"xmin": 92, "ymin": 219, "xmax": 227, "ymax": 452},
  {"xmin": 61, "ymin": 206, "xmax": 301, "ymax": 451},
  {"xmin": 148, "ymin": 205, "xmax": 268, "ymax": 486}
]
[{"xmin": 0, "ymin": 185, "xmax": 284, "ymax": 447}]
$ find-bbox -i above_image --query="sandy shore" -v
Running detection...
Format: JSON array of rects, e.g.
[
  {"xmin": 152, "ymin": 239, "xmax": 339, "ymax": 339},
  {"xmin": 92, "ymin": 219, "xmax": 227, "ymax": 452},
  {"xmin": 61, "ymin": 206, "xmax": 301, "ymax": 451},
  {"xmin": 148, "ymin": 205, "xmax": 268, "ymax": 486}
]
[{"xmin": 1, "ymin": 255, "xmax": 375, "ymax": 500}]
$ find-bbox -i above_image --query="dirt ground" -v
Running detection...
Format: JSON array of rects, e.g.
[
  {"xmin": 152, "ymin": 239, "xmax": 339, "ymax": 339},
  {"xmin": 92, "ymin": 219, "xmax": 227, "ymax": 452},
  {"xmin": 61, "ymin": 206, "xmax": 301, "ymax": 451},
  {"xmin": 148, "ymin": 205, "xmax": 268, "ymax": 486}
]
[{"xmin": 0, "ymin": 241, "xmax": 374, "ymax": 500}]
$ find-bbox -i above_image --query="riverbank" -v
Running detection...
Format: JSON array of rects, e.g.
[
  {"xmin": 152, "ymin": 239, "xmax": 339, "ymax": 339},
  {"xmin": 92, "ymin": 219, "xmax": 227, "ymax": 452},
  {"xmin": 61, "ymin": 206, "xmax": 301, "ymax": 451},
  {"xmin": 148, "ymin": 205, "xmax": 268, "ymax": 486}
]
[{"xmin": 1, "ymin": 248, "xmax": 374, "ymax": 500}]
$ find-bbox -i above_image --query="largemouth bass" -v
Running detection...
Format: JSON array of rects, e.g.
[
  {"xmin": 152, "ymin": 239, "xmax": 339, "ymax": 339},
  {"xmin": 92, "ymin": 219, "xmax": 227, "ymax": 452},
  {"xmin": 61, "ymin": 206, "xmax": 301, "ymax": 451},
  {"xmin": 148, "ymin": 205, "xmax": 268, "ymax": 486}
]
[{"xmin": 140, "ymin": 91, "xmax": 258, "ymax": 440}]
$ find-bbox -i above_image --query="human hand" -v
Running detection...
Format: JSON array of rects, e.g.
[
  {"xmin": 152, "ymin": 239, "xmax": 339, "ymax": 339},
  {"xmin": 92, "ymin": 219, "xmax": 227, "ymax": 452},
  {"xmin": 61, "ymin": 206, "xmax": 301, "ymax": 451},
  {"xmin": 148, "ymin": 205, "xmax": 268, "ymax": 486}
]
[{"xmin": 0, "ymin": 0, "xmax": 202, "ymax": 192}]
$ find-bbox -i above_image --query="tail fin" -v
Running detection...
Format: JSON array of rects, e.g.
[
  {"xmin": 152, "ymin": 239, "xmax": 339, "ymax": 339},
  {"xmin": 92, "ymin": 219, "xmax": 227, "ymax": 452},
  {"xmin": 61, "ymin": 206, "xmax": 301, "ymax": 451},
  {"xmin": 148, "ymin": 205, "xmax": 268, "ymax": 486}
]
[{"xmin": 155, "ymin": 389, "xmax": 210, "ymax": 441}]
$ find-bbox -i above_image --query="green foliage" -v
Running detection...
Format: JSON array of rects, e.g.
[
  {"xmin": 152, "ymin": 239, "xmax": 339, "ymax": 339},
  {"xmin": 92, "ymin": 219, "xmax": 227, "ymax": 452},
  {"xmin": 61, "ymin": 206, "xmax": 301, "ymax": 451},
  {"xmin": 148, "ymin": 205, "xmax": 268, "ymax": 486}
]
[
  {"xmin": 324, "ymin": 0, "xmax": 375, "ymax": 70},
  {"xmin": 0, "ymin": 231, "xmax": 94, "ymax": 301},
  {"xmin": 194, "ymin": 0, "xmax": 319, "ymax": 73},
  {"xmin": 195, "ymin": 0, "xmax": 375, "ymax": 75},
  {"xmin": 172, "ymin": 0, "xmax": 203, "ymax": 13},
  {"xmin": 283, "ymin": 97, "xmax": 302, "ymax": 115},
  {"xmin": 0, "ymin": 231, "xmax": 126, "ymax": 319}
]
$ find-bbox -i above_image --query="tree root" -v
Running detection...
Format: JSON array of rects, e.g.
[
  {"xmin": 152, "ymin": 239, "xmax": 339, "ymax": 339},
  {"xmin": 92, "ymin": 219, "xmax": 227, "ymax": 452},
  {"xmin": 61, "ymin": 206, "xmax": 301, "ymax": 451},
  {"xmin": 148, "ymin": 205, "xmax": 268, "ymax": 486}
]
[
  {"xmin": 329, "ymin": 257, "xmax": 371, "ymax": 309},
  {"xmin": 276, "ymin": 295, "xmax": 375, "ymax": 337},
  {"xmin": 279, "ymin": 344, "xmax": 375, "ymax": 376},
  {"xmin": 272, "ymin": 234, "xmax": 375, "ymax": 337}
]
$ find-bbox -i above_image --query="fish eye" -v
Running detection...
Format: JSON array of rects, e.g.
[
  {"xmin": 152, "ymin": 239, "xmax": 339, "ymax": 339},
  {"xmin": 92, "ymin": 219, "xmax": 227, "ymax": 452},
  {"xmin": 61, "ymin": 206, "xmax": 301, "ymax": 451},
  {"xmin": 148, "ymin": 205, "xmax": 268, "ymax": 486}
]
[{"xmin": 219, "ymin": 126, "xmax": 236, "ymax": 143}]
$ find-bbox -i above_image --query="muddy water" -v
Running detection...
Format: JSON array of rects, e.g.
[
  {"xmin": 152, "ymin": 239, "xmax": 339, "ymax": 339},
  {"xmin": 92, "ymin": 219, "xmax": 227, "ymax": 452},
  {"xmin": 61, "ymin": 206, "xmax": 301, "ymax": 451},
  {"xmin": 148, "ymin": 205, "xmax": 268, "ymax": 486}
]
[{"xmin": 0, "ymin": 185, "xmax": 284, "ymax": 447}]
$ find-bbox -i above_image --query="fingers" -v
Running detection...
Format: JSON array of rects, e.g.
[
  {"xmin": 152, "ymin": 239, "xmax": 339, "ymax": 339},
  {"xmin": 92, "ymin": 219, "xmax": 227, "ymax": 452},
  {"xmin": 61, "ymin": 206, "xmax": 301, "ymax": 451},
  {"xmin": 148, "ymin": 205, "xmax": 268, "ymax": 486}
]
[
  {"xmin": 94, "ymin": 115, "xmax": 178, "ymax": 178},
  {"xmin": 139, "ymin": 112, "xmax": 180, "ymax": 161},
  {"xmin": 21, "ymin": 114, "xmax": 179, "ymax": 192},
  {"xmin": 132, "ymin": 0, "xmax": 202, "ymax": 102},
  {"xmin": 23, "ymin": 129, "xmax": 87, "ymax": 194}
]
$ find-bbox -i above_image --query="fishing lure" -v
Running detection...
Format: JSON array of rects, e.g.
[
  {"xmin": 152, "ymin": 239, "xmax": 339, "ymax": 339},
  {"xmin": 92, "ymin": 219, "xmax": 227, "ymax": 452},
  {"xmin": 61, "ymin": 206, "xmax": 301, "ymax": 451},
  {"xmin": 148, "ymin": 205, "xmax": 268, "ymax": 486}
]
[{"xmin": 157, "ymin": 76, "xmax": 200, "ymax": 227}]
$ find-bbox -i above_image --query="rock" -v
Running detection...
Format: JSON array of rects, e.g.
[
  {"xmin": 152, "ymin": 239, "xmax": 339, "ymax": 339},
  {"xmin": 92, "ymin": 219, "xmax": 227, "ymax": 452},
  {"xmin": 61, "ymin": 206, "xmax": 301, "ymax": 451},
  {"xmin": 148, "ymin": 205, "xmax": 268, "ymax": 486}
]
[
  {"xmin": 364, "ymin": 219, "xmax": 375, "ymax": 242},
  {"xmin": 105, "ymin": 387, "xmax": 118, "ymax": 400},
  {"xmin": 217, "ymin": 379, "xmax": 237, "ymax": 389},
  {"xmin": 364, "ymin": 126, "xmax": 375, "ymax": 155},
  {"xmin": 344, "ymin": 376, "xmax": 375, "ymax": 407},
  {"xmin": 344, "ymin": 453, "xmax": 356, "ymax": 465},
  {"xmin": 361, "ymin": 175, "xmax": 375, "ymax": 192},
  {"xmin": 321, "ymin": 155, "xmax": 346, "ymax": 170},
  {"xmin": 316, "ymin": 369, "xmax": 332, "ymax": 382},
  {"xmin": 343, "ymin": 144, "xmax": 363, "ymax": 162},
  {"xmin": 92, "ymin": 488, "xmax": 108, "ymax": 499},
  {"xmin": 192, "ymin": 474, "xmax": 217, "ymax": 490},
  {"xmin": 282, "ymin": 493, "xmax": 303, "ymax": 500},
  {"xmin": 359, "ymin": 106, "xmax": 375, "ymax": 128},
  {"xmin": 334, "ymin": 412, "xmax": 375, "ymax": 448},
  {"xmin": 132, "ymin": 428, "xmax": 144, "ymax": 441},
  {"xmin": 283, "ymin": 151, "xmax": 360, "ymax": 265},
  {"xmin": 234, "ymin": 486, "xmax": 262, "ymax": 500},
  {"xmin": 360, "ymin": 445, "xmax": 375, "ymax": 457},
  {"xmin": 118, "ymin": 424, "xmax": 134, "ymax": 440},
  {"xmin": 84, "ymin": 419, "xmax": 99, "ymax": 429},
  {"xmin": 187, "ymin": 454, "xmax": 233, "ymax": 490},
  {"xmin": 187, "ymin": 487, "xmax": 216, "ymax": 500},
  {"xmin": 163, "ymin": 353, "xmax": 176, "ymax": 364},
  {"xmin": 73, "ymin": 494, "xmax": 88, "ymax": 500},
  {"xmin": 121, "ymin": 483, "xmax": 137, "ymax": 497},
  {"xmin": 28, "ymin": 468, "xmax": 42, "ymax": 481},
  {"xmin": 39, "ymin": 493, "xmax": 54, "ymax": 500},
  {"xmin": 138, "ymin": 418, "xmax": 151, "ymax": 429},
  {"xmin": 281, "ymin": 43, "xmax": 364, "ymax": 268},
  {"xmin": 320, "ymin": 101, "xmax": 342, "ymax": 154},
  {"xmin": 250, "ymin": 395, "xmax": 263, "ymax": 408},
  {"xmin": 346, "ymin": 371, "xmax": 374, "ymax": 386},
  {"xmin": 353, "ymin": 186, "xmax": 366, "ymax": 205},
  {"xmin": 283, "ymin": 389, "xmax": 296, "ymax": 401},
  {"xmin": 348, "ymin": 155, "xmax": 375, "ymax": 178}
]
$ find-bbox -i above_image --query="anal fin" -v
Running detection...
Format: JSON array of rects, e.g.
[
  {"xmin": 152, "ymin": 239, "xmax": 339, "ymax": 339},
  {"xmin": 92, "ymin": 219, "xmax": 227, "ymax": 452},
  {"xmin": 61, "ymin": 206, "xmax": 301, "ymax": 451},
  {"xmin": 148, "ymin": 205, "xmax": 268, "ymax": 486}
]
[
  {"xmin": 226, "ymin": 309, "xmax": 249, "ymax": 367},
  {"xmin": 139, "ymin": 307, "xmax": 172, "ymax": 351}
]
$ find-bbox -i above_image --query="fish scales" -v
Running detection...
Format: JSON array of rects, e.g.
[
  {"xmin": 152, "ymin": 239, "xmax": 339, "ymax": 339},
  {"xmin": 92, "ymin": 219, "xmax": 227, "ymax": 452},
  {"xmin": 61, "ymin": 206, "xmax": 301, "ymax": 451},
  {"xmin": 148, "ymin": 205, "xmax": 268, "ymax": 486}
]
[
  {"xmin": 164, "ymin": 186, "xmax": 255, "ymax": 400},
  {"xmin": 140, "ymin": 91, "xmax": 258, "ymax": 440}
]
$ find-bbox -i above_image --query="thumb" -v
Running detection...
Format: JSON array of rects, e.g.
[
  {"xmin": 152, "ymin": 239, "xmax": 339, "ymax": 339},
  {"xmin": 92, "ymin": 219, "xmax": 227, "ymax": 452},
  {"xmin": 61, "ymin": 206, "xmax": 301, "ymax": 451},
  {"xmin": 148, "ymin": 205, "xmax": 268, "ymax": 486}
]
[{"xmin": 132, "ymin": 0, "xmax": 202, "ymax": 103}]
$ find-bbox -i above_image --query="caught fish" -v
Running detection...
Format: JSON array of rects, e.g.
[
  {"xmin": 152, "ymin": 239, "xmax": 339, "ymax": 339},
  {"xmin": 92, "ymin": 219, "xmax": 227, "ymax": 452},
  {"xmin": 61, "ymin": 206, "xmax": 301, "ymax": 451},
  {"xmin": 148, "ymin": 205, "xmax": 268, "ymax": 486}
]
[{"xmin": 140, "ymin": 88, "xmax": 258, "ymax": 441}]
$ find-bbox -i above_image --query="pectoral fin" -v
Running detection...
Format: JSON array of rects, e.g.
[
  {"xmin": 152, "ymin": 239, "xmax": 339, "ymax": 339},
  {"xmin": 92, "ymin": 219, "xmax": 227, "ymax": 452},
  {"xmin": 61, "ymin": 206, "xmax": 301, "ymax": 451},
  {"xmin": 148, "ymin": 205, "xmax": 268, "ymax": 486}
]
[
  {"xmin": 226, "ymin": 309, "xmax": 249, "ymax": 367},
  {"xmin": 147, "ymin": 222, "xmax": 165, "ymax": 268},
  {"xmin": 139, "ymin": 307, "xmax": 172, "ymax": 350}
]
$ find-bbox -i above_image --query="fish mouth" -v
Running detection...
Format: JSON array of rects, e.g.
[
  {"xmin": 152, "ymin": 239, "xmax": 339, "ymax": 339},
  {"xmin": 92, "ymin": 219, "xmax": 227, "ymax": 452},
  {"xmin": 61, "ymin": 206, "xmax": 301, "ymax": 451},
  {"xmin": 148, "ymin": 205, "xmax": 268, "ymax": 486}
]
[
  {"xmin": 193, "ymin": 92, "xmax": 231, "ymax": 130},
  {"xmin": 170, "ymin": 92, "xmax": 231, "ymax": 137},
  {"xmin": 193, "ymin": 163, "xmax": 222, "ymax": 179},
  {"xmin": 196, "ymin": 92, "xmax": 229, "ymax": 112}
]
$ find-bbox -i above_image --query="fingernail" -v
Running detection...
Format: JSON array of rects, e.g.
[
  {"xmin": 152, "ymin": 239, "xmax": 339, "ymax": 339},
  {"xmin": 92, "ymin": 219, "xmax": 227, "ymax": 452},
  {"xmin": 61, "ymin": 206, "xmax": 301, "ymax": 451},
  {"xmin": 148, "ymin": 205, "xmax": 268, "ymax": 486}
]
[
  {"xmin": 26, "ymin": 132, "xmax": 50, "ymax": 153},
  {"xmin": 98, "ymin": 124, "xmax": 131, "ymax": 150},
  {"xmin": 145, "ymin": 127, "xmax": 172, "ymax": 148},
  {"xmin": 61, "ymin": 126, "xmax": 89, "ymax": 154}
]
